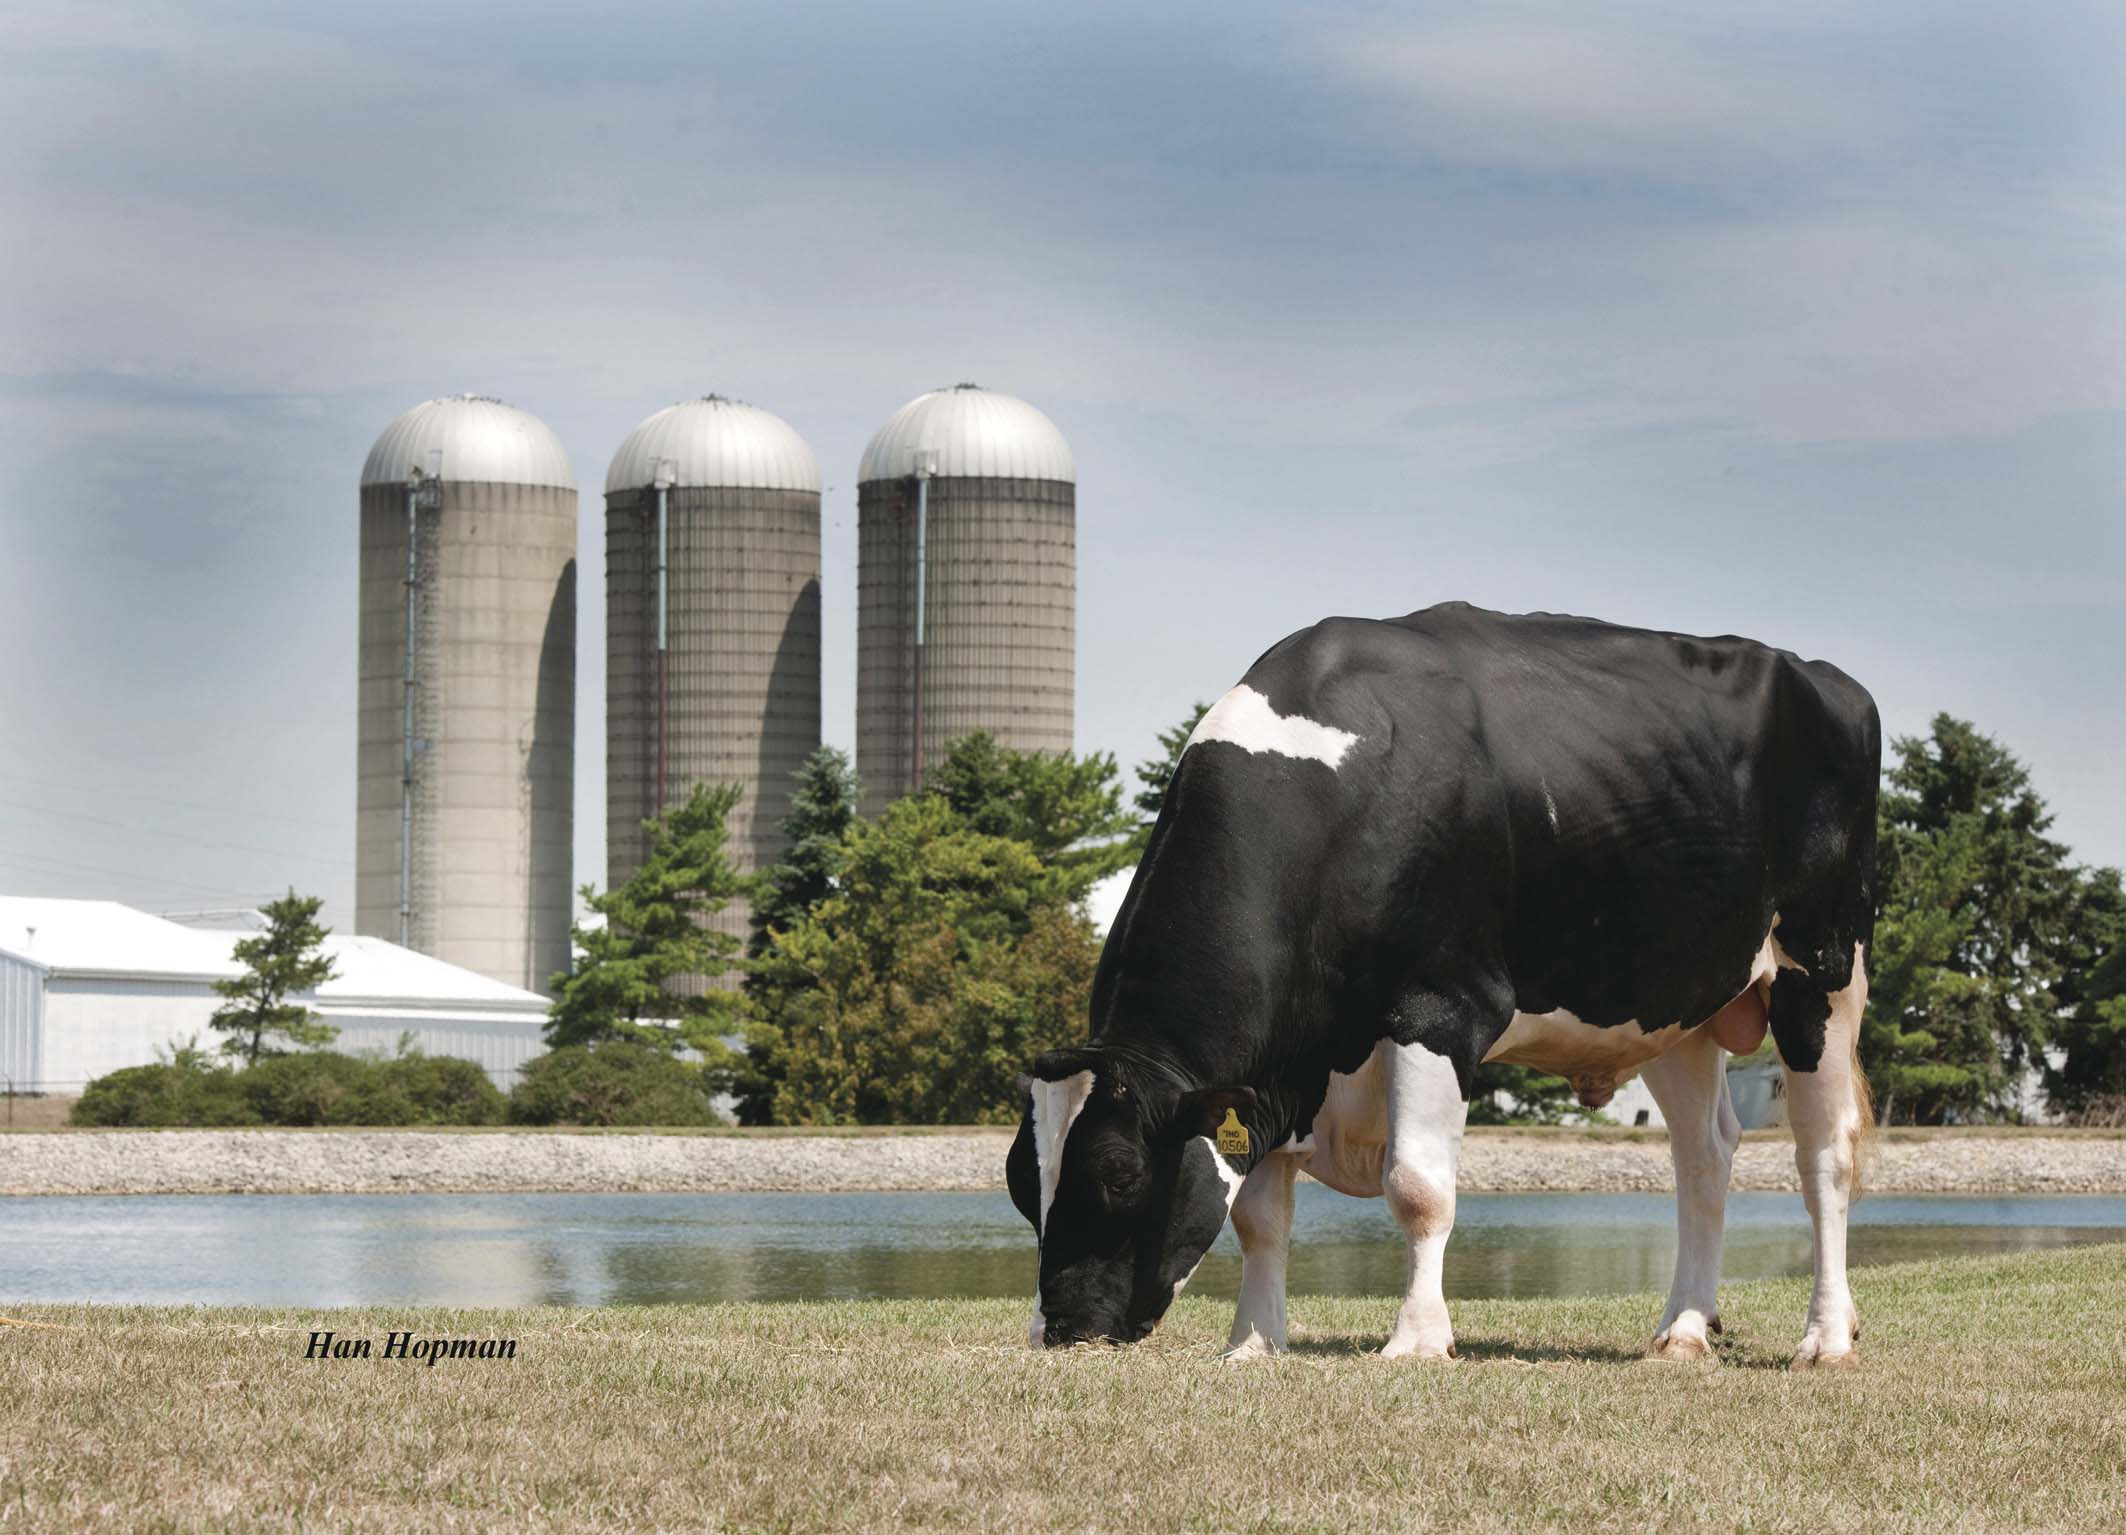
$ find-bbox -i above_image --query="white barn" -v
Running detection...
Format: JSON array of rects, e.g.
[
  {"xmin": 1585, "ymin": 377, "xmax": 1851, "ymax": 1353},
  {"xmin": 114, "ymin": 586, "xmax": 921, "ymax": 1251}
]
[{"xmin": 0, "ymin": 897, "xmax": 551, "ymax": 1096}]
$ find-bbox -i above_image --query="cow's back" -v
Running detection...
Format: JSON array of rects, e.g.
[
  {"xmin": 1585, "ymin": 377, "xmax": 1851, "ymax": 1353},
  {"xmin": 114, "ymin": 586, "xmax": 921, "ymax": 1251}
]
[{"xmin": 1099, "ymin": 603, "xmax": 1879, "ymax": 1096}]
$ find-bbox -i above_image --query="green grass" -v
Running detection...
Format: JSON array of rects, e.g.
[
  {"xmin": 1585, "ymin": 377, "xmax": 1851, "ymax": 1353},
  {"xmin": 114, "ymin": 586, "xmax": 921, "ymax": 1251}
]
[{"xmin": 5, "ymin": 1246, "xmax": 2124, "ymax": 1532}]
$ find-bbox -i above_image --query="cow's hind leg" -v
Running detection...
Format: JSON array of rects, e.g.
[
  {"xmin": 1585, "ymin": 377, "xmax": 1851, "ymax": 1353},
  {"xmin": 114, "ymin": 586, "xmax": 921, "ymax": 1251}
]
[
  {"xmin": 1381, "ymin": 1040, "xmax": 1468, "ymax": 1361},
  {"xmin": 1639, "ymin": 1025, "xmax": 1741, "ymax": 1361},
  {"xmin": 1224, "ymin": 1155, "xmax": 1296, "ymax": 1360},
  {"xmin": 1774, "ymin": 942, "xmax": 1872, "ymax": 1370}
]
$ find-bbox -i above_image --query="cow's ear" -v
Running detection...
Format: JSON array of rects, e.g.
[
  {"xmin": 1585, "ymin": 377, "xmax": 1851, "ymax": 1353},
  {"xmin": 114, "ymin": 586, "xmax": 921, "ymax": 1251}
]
[
  {"xmin": 1031, "ymin": 1047, "xmax": 1102, "ymax": 1083},
  {"xmin": 1173, "ymin": 1086, "xmax": 1257, "ymax": 1139}
]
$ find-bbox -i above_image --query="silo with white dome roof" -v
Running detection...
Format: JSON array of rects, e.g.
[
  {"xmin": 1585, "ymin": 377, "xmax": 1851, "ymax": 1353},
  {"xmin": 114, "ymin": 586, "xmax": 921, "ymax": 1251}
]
[
  {"xmin": 855, "ymin": 383, "xmax": 1076, "ymax": 815},
  {"xmin": 604, "ymin": 396, "xmax": 821, "ymax": 953},
  {"xmin": 356, "ymin": 394, "xmax": 577, "ymax": 993}
]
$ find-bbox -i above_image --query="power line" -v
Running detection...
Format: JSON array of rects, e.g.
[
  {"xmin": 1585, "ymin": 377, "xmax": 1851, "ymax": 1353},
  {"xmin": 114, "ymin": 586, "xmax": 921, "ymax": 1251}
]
[
  {"xmin": 0, "ymin": 768, "xmax": 342, "ymax": 835},
  {"xmin": 0, "ymin": 796, "xmax": 351, "ymax": 869},
  {"xmin": 0, "ymin": 849, "xmax": 284, "ymax": 905}
]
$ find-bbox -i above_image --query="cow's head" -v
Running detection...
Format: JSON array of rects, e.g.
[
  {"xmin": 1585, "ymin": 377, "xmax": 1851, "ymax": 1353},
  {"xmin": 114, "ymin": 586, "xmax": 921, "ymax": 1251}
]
[{"xmin": 1006, "ymin": 1046, "xmax": 1253, "ymax": 1347}]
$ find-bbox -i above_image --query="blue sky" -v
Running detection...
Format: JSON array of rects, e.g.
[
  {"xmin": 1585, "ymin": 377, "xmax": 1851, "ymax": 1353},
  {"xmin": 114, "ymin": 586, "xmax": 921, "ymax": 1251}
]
[{"xmin": 2, "ymin": 0, "xmax": 2121, "ymax": 924}]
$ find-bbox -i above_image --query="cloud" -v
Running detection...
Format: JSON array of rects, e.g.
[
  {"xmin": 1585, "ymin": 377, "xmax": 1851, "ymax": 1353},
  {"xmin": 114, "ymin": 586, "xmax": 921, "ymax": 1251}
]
[
  {"xmin": 1, "ymin": 0, "xmax": 2122, "ymax": 926},
  {"xmin": 1329, "ymin": 13, "xmax": 1896, "ymax": 181}
]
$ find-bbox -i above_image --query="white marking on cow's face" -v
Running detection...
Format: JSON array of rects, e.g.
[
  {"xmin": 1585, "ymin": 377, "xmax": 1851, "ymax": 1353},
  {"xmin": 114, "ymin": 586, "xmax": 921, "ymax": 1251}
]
[
  {"xmin": 1030, "ymin": 1070, "xmax": 1095, "ymax": 1235},
  {"xmin": 1027, "ymin": 1069, "xmax": 1095, "ymax": 1350},
  {"xmin": 1186, "ymin": 684, "xmax": 1360, "ymax": 769}
]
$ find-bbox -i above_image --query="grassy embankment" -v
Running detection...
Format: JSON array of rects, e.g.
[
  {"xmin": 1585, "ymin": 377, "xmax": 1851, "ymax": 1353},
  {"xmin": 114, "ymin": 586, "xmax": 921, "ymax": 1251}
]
[{"xmin": 4, "ymin": 1245, "xmax": 2123, "ymax": 1533}]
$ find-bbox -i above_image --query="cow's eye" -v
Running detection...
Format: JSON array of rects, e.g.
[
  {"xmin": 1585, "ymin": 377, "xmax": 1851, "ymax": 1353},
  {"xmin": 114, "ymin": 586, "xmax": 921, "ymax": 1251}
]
[{"xmin": 1096, "ymin": 1161, "xmax": 1147, "ymax": 1202}]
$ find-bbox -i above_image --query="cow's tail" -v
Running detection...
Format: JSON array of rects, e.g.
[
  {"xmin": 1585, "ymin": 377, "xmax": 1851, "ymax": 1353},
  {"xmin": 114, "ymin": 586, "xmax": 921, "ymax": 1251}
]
[{"xmin": 1848, "ymin": 1024, "xmax": 1875, "ymax": 1203}]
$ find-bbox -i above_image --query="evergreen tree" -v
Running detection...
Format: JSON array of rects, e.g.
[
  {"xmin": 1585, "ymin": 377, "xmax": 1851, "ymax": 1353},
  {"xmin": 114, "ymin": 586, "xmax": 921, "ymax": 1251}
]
[
  {"xmin": 746, "ymin": 746, "xmax": 859, "ymax": 966},
  {"xmin": 547, "ymin": 782, "xmax": 750, "ymax": 1054},
  {"xmin": 1865, "ymin": 715, "xmax": 2082, "ymax": 1121},
  {"xmin": 1863, "ymin": 816, "xmax": 2005, "ymax": 1121},
  {"xmin": 1132, "ymin": 701, "xmax": 1210, "ymax": 848},
  {"xmin": 209, "ymin": 891, "xmax": 338, "ymax": 1065},
  {"xmin": 925, "ymin": 733, "xmax": 1135, "ymax": 903},
  {"xmin": 2048, "ymin": 865, "xmax": 2126, "ymax": 1117}
]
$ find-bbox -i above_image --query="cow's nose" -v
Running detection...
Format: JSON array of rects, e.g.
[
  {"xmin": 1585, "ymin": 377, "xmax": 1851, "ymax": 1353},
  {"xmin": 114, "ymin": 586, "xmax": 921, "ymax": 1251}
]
[{"xmin": 1042, "ymin": 1322, "xmax": 1085, "ymax": 1348}]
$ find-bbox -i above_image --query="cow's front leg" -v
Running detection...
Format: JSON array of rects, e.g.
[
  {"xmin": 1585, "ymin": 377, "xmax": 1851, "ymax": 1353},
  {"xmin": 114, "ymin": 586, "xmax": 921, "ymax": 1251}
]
[
  {"xmin": 1381, "ymin": 1040, "xmax": 1468, "ymax": 1361},
  {"xmin": 1639, "ymin": 1024, "xmax": 1741, "ymax": 1361},
  {"xmin": 1224, "ymin": 1155, "xmax": 1296, "ymax": 1360},
  {"xmin": 1776, "ymin": 943, "xmax": 1870, "ymax": 1370}
]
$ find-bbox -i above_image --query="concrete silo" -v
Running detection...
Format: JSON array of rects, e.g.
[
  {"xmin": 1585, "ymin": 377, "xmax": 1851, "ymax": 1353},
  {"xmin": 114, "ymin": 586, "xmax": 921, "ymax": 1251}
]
[
  {"xmin": 856, "ymin": 384, "xmax": 1076, "ymax": 815},
  {"xmin": 605, "ymin": 398, "xmax": 821, "ymax": 953},
  {"xmin": 356, "ymin": 395, "xmax": 576, "ymax": 994}
]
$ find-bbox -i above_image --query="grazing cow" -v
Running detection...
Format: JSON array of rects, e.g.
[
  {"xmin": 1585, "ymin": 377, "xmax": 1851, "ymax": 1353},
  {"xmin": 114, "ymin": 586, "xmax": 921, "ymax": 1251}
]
[{"xmin": 1008, "ymin": 603, "xmax": 1878, "ymax": 1369}]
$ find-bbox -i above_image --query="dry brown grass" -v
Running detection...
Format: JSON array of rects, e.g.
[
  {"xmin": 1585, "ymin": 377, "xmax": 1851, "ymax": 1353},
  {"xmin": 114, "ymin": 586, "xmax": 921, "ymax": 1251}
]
[
  {"xmin": 0, "ymin": 1094, "xmax": 76, "ymax": 1131},
  {"xmin": 4, "ymin": 1245, "xmax": 2124, "ymax": 1532},
  {"xmin": 8, "ymin": 1119, "xmax": 2117, "ymax": 1141}
]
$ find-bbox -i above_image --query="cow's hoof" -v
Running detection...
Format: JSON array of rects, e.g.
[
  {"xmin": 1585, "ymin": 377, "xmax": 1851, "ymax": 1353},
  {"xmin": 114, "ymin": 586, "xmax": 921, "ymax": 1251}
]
[
  {"xmin": 1380, "ymin": 1337, "xmax": 1457, "ymax": 1362},
  {"xmin": 1647, "ymin": 1331, "xmax": 1717, "ymax": 1364},
  {"xmin": 1220, "ymin": 1337, "xmax": 1285, "ymax": 1363},
  {"xmin": 1789, "ymin": 1339, "xmax": 1859, "ymax": 1372}
]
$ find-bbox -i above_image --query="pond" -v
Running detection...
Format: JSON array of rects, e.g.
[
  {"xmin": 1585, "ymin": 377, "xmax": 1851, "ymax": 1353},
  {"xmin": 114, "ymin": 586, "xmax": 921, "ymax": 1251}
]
[{"xmin": 4, "ymin": 1189, "xmax": 2123, "ymax": 1308}]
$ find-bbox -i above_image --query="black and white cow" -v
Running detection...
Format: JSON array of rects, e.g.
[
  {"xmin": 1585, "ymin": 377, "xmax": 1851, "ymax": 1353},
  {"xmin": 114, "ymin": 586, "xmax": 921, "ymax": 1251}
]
[{"xmin": 1008, "ymin": 602, "xmax": 1878, "ymax": 1369}]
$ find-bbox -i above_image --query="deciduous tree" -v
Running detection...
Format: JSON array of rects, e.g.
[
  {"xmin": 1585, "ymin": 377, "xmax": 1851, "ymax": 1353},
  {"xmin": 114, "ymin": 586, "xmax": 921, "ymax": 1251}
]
[
  {"xmin": 925, "ymin": 732, "xmax": 1135, "ymax": 902},
  {"xmin": 740, "ymin": 796, "xmax": 1099, "ymax": 1124}
]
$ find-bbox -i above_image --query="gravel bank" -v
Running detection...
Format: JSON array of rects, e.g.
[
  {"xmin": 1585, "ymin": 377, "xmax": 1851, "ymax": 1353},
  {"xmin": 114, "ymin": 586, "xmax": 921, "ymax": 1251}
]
[{"xmin": 4, "ymin": 1129, "xmax": 2124, "ymax": 1197}]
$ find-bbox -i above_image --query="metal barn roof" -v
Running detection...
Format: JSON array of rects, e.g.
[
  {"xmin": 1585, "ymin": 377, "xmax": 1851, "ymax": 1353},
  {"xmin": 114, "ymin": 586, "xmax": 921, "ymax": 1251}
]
[
  {"xmin": 0, "ymin": 897, "xmax": 545, "ymax": 1011},
  {"xmin": 360, "ymin": 394, "xmax": 576, "ymax": 490},
  {"xmin": 857, "ymin": 384, "xmax": 1076, "ymax": 485},
  {"xmin": 605, "ymin": 396, "xmax": 821, "ymax": 496}
]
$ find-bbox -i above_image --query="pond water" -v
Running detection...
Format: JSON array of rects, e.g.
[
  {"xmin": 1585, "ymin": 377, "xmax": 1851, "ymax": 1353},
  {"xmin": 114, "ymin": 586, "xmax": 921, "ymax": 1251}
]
[{"xmin": 4, "ymin": 1189, "xmax": 2123, "ymax": 1308}]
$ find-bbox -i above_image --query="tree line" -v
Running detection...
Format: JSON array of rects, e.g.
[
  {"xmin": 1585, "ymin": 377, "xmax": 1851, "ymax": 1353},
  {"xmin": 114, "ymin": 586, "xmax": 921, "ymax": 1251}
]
[{"xmin": 76, "ymin": 707, "xmax": 2126, "ymax": 1128}]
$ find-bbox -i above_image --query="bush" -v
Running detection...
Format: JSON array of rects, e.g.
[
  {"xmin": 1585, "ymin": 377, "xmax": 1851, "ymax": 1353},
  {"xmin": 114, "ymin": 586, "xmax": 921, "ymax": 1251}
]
[
  {"xmin": 507, "ymin": 1043, "xmax": 721, "ymax": 1127},
  {"xmin": 71, "ymin": 1060, "xmax": 259, "ymax": 1127},
  {"xmin": 71, "ymin": 1049, "xmax": 508, "ymax": 1127},
  {"xmin": 377, "ymin": 1053, "xmax": 507, "ymax": 1126},
  {"xmin": 240, "ymin": 1051, "xmax": 391, "ymax": 1126}
]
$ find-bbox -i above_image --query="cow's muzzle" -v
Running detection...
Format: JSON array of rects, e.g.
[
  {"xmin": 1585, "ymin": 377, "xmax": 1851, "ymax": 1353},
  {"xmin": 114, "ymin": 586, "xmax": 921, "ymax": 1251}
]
[{"xmin": 1042, "ymin": 1318, "xmax": 1153, "ymax": 1348}]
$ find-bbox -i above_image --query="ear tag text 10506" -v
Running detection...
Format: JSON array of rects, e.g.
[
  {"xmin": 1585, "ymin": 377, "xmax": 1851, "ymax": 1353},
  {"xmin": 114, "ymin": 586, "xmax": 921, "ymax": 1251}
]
[{"xmin": 1215, "ymin": 1108, "xmax": 1250, "ymax": 1157}]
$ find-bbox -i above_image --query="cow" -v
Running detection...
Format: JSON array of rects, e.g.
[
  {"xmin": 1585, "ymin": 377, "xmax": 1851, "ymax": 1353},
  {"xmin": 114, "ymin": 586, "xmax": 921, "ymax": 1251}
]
[{"xmin": 1007, "ymin": 602, "xmax": 1878, "ymax": 1369}]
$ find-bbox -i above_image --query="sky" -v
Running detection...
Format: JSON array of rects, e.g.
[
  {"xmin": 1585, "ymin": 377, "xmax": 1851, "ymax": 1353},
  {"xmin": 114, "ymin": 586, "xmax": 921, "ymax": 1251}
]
[{"xmin": 1, "ymin": 0, "xmax": 2121, "ymax": 930}]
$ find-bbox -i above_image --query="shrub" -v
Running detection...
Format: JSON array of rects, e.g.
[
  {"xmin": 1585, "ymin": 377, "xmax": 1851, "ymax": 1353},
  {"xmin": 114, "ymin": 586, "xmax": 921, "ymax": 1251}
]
[
  {"xmin": 240, "ymin": 1051, "xmax": 398, "ymax": 1126},
  {"xmin": 71, "ymin": 1060, "xmax": 259, "ymax": 1127},
  {"xmin": 377, "ymin": 1053, "xmax": 506, "ymax": 1126},
  {"xmin": 71, "ymin": 1049, "xmax": 509, "ymax": 1127},
  {"xmin": 507, "ymin": 1043, "xmax": 721, "ymax": 1127}
]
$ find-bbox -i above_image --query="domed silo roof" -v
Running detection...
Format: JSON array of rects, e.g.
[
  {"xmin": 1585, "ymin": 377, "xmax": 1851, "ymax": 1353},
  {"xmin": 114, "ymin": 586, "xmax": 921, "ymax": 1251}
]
[
  {"xmin": 605, "ymin": 396, "xmax": 820, "ymax": 495},
  {"xmin": 361, "ymin": 394, "xmax": 576, "ymax": 490},
  {"xmin": 857, "ymin": 383, "xmax": 1075, "ymax": 484}
]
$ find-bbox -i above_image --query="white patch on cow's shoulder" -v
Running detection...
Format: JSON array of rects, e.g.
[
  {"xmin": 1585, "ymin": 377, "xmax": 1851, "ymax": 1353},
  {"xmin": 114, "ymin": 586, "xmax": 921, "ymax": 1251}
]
[
  {"xmin": 1030, "ymin": 1071, "xmax": 1095, "ymax": 1234},
  {"xmin": 1186, "ymin": 685, "xmax": 1360, "ymax": 769}
]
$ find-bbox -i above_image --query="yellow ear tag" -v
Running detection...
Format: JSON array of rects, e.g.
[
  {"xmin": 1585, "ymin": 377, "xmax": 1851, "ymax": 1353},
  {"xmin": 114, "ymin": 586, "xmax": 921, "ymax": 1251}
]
[{"xmin": 1214, "ymin": 1108, "xmax": 1250, "ymax": 1157}]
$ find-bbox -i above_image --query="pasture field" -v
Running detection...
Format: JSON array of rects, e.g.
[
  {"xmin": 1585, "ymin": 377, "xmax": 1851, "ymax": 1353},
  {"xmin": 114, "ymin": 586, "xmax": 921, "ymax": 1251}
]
[{"xmin": 3, "ymin": 1245, "xmax": 2123, "ymax": 1533}]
